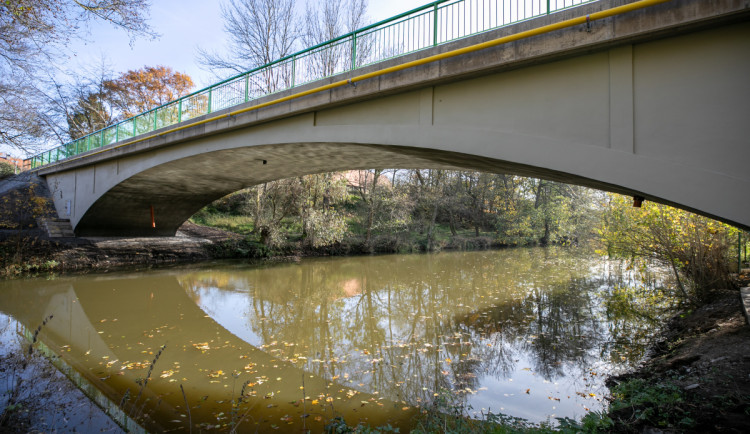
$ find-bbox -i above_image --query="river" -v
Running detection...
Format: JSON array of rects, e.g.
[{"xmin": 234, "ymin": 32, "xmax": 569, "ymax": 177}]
[{"xmin": 0, "ymin": 247, "xmax": 671, "ymax": 432}]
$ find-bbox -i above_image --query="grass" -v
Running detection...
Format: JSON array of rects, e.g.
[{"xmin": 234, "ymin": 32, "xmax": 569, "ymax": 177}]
[{"xmin": 191, "ymin": 214, "xmax": 256, "ymax": 235}]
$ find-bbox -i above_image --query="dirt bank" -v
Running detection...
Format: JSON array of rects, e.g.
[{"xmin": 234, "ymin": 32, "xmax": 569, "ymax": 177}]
[
  {"xmin": 606, "ymin": 276, "xmax": 750, "ymax": 432},
  {"xmin": 47, "ymin": 221, "xmax": 242, "ymax": 271},
  {"xmin": 1, "ymin": 221, "xmax": 243, "ymax": 277}
]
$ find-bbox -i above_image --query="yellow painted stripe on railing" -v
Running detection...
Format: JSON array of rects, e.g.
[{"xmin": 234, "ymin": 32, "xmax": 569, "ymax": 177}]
[{"xmin": 36, "ymin": 0, "xmax": 671, "ymax": 172}]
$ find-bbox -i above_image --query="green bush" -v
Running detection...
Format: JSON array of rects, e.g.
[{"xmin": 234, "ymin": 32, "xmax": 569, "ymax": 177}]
[
  {"xmin": 204, "ymin": 238, "xmax": 271, "ymax": 259},
  {"xmin": 0, "ymin": 161, "xmax": 16, "ymax": 179}
]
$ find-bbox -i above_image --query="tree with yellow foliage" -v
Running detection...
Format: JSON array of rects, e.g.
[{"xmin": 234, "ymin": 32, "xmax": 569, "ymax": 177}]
[{"xmin": 598, "ymin": 195, "xmax": 738, "ymax": 305}]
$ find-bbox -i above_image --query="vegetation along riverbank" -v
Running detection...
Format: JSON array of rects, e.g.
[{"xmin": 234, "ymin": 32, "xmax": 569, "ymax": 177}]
[{"xmin": 1, "ymin": 169, "xmax": 748, "ymax": 432}]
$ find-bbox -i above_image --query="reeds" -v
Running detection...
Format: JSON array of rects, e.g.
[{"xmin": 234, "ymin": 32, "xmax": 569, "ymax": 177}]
[
  {"xmin": 131, "ymin": 344, "xmax": 166, "ymax": 422},
  {"xmin": 229, "ymin": 376, "xmax": 257, "ymax": 433},
  {"xmin": 28, "ymin": 314, "xmax": 53, "ymax": 356},
  {"xmin": 180, "ymin": 384, "xmax": 192, "ymax": 434}
]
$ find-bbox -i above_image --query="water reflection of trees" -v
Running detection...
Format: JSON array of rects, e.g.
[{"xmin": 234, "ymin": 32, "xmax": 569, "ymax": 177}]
[{"xmin": 179, "ymin": 249, "xmax": 667, "ymax": 408}]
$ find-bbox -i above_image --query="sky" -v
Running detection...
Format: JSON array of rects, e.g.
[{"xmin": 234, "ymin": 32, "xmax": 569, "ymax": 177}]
[{"xmin": 67, "ymin": 0, "xmax": 430, "ymax": 89}]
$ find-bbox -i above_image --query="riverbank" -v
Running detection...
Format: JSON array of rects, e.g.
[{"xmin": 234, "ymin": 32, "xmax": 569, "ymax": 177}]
[
  {"xmin": 1, "ymin": 221, "xmax": 506, "ymax": 278},
  {"xmin": 603, "ymin": 281, "xmax": 750, "ymax": 433},
  {"xmin": 0, "ymin": 222, "xmax": 245, "ymax": 278}
]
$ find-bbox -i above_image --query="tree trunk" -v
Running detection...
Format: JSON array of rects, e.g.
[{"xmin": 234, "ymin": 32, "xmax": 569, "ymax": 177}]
[
  {"xmin": 253, "ymin": 185, "xmax": 263, "ymax": 232},
  {"xmin": 426, "ymin": 196, "xmax": 439, "ymax": 251},
  {"xmin": 365, "ymin": 169, "xmax": 381, "ymax": 244},
  {"xmin": 448, "ymin": 211, "xmax": 457, "ymax": 236},
  {"xmin": 541, "ymin": 219, "xmax": 550, "ymax": 246}
]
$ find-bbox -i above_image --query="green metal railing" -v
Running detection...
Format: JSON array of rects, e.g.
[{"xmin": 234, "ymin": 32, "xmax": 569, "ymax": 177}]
[{"xmin": 28, "ymin": 0, "xmax": 596, "ymax": 169}]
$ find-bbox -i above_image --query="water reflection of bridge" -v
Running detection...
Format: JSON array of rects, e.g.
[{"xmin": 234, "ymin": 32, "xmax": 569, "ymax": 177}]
[{"xmin": 0, "ymin": 274, "xmax": 408, "ymax": 432}]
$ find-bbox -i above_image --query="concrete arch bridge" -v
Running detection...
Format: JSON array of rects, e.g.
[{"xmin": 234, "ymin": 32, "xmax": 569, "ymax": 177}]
[{"xmin": 36, "ymin": 0, "xmax": 750, "ymax": 235}]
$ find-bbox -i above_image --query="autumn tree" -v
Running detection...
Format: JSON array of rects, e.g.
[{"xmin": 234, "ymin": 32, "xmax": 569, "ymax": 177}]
[
  {"xmin": 0, "ymin": 0, "xmax": 155, "ymax": 153},
  {"xmin": 61, "ymin": 65, "xmax": 194, "ymax": 139},
  {"xmin": 104, "ymin": 65, "xmax": 194, "ymax": 118},
  {"xmin": 598, "ymin": 195, "xmax": 738, "ymax": 305}
]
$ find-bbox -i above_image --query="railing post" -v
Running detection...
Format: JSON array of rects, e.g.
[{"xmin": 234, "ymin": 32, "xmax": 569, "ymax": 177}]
[
  {"xmin": 178, "ymin": 99, "xmax": 183, "ymax": 123},
  {"xmin": 208, "ymin": 88, "xmax": 213, "ymax": 113},
  {"xmin": 291, "ymin": 56, "xmax": 296, "ymax": 88},
  {"xmin": 115, "ymin": 124, "xmax": 119, "ymax": 143},
  {"xmin": 351, "ymin": 34, "xmax": 358, "ymax": 70},
  {"xmin": 245, "ymin": 73, "xmax": 250, "ymax": 101},
  {"xmin": 433, "ymin": 3, "xmax": 439, "ymax": 46},
  {"xmin": 153, "ymin": 109, "xmax": 158, "ymax": 130},
  {"xmin": 547, "ymin": 0, "xmax": 551, "ymax": 15}
]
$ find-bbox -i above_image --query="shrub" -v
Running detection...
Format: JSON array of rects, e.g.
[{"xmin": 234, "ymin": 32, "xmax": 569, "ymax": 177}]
[
  {"xmin": 0, "ymin": 161, "xmax": 17, "ymax": 179},
  {"xmin": 599, "ymin": 196, "xmax": 737, "ymax": 305}
]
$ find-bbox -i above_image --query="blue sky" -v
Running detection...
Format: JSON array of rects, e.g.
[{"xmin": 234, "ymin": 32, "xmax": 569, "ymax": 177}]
[{"xmin": 68, "ymin": 0, "xmax": 429, "ymax": 88}]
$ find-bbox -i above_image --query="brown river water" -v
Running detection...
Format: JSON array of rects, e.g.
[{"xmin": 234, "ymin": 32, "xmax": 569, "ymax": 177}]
[{"xmin": 0, "ymin": 248, "xmax": 670, "ymax": 432}]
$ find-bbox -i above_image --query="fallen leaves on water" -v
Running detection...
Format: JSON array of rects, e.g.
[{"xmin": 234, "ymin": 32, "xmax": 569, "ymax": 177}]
[
  {"xmin": 121, "ymin": 361, "xmax": 148, "ymax": 370},
  {"xmin": 193, "ymin": 342, "xmax": 210, "ymax": 352}
]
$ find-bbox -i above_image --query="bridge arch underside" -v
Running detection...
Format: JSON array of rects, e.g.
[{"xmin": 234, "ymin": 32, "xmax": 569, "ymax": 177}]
[
  {"xmin": 75, "ymin": 142, "xmax": 644, "ymax": 237},
  {"xmin": 56, "ymin": 19, "xmax": 750, "ymax": 236},
  {"xmin": 73, "ymin": 127, "xmax": 743, "ymax": 237}
]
